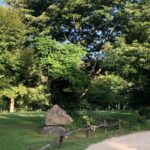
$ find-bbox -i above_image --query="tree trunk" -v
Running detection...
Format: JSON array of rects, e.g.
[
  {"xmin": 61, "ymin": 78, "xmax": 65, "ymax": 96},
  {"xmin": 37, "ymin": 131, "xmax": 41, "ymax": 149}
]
[
  {"xmin": 9, "ymin": 97, "xmax": 15, "ymax": 113},
  {"xmin": 47, "ymin": 77, "xmax": 52, "ymax": 105}
]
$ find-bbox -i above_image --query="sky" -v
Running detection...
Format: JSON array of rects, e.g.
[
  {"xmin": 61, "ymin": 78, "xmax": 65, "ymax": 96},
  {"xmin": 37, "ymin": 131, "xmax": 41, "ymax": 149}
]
[{"xmin": 0, "ymin": 0, "xmax": 6, "ymax": 6}]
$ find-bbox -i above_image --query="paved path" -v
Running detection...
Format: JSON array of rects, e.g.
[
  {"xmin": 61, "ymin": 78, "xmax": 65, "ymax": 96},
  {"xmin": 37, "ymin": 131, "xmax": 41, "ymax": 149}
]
[{"xmin": 86, "ymin": 131, "xmax": 150, "ymax": 150}]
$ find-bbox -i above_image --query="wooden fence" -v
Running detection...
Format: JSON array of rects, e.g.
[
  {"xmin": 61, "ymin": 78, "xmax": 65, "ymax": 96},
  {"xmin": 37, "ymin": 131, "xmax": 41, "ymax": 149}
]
[{"xmin": 29, "ymin": 119, "xmax": 122, "ymax": 150}]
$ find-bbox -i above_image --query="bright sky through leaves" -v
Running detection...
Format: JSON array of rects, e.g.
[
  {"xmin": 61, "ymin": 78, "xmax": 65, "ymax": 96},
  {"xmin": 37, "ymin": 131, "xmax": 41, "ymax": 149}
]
[{"xmin": 0, "ymin": 0, "xmax": 6, "ymax": 6}]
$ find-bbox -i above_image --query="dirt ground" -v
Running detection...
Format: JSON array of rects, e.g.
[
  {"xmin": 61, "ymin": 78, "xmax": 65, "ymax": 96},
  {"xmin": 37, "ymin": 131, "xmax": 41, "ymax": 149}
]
[{"xmin": 86, "ymin": 131, "xmax": 150, "ymax": 150}]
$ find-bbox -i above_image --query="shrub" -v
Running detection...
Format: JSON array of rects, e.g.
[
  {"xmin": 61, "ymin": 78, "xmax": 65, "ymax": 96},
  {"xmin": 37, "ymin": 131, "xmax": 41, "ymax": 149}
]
[{"xmin": 139, "ymin": 107, "xmax": 150, "ymax": 119}]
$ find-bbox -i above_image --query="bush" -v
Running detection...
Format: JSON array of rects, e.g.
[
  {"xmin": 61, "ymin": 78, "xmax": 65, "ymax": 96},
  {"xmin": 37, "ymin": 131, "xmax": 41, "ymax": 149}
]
[
  {"xmin": 139, "ymin": 107, "xmax": 150, "ymax": 119},
  {"xmin": 0, "ymin": 99, "xmax": 8, "ymax": 111}
]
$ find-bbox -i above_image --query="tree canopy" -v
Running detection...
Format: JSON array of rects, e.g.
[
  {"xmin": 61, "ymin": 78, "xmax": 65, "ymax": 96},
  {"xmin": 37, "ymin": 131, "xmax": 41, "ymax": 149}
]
[{"xmin": 0, "ymin": 0, "xmax": 150, "ymax": 112}]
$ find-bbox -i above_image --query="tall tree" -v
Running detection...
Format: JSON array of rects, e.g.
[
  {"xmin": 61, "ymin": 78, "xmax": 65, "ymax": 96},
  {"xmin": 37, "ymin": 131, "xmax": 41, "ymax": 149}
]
[
  {"xmin": 4, "ymin": 0, "xmax": 128, "ymax": 102},
  {"xmin": 34, "ymin": 37, "xmax": 88, "ymax": 109},
  {"xmin": 3, "ymin": 0, "xmax": 150, "ymax": 110},
  {"xmin": 103, "ymin": 0, "xmax": 150, "ymax": 108},
  {"xmin": 0, "ymin": 7, "xmax": 26, "ymax": 112},
  {"xmin": 0, "ymin": 7, "xmax": 35, "ymax": 112},
  {"xmin": 5, "ymin": 0, "xmax": 127, "ymax": 73},
  {"xmin": 104, "ymin": 39, "xmax": 150, "ymax": 108}
]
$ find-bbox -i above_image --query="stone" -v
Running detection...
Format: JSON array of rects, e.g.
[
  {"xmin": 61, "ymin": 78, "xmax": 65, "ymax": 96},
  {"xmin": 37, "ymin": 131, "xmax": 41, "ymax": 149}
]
[
  {"xmin": 41, "ymin": 126, "xmax": 66, "ymax": 135},
  {"xmin": 45, "ymin": 105, "xmax": 73, "ymax": 126}
]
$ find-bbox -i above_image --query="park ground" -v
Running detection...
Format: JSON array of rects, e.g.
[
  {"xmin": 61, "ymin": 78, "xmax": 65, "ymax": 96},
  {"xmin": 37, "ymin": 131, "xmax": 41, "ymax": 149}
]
[
  {"xmin": 86, "ymin": 131, "xmax": 150, "ymax": 150},
  {"xmin": 0, "ymin": 111, "xmax": 150, "ymax": 150}
]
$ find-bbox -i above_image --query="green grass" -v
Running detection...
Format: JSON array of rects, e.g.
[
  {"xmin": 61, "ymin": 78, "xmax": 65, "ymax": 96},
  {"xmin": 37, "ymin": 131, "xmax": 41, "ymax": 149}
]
[
  {"xmin": 0, "ymin": 112, "xmax": 53, "ymax": 150},
  {"xmin": 0, "ymin": 111, "xmax": 149, "ymax": 150}
]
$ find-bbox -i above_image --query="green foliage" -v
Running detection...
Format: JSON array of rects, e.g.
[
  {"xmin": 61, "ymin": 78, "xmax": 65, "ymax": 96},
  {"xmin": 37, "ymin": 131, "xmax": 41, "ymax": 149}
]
[
  {"xmin": 0, "ymin": 7, "xmax": 26, "ymax": 101},
  {"xmin": 104, "ymin": 39, "xmax": 150, "ymax": 78},
  {"xmin": 35, "ymin": 37, "xmax": 86, "ymax": 85},
  {"xmin": 0, "ymin": 7, "xmax": 25, "ymax": 51},
  {"xmin": 0, "ymin": 8, "xmax": 26, "ymax": 94},
  {"xmin": 139, "ymin": 107, "xmax": 150, "ymax": 119},
  {"xmin": 101, "ymin": 0, "xmax": 150, "ymax": 108},
  {"xmin": 104, "ymin": 39, "xmax": 150, "ymax": 107},
  {"xmin": 123, "ymin": 0, "xmax": 150, "ymax": 43},
  {"xmin": 0, "ymin": 84, "xmax": 27, "ymax": 98},
  {"xmin": 34, "ymin": 37, "xmax": 88, "ymax": 109},
  {"xmin": 88, "ymin": 74, "xmax": 130, "ymax": 107},
  {"xmin": 15, "ymin": 85, "xmax": 49, "ymax": 111},
  {"xmin": 0, "ymin": 0, "xmax": 149, "ymax": 110},
  {"xmin": 0, "ymin": 7, "xmax": 48, "ymax": 111},
  {"xmin": 28, "ymin": 85, "xmax": 49, "ymax": 103},
  {"xmin": 5, "ymin": 0, "xmax": 126, "ymax": 51}
]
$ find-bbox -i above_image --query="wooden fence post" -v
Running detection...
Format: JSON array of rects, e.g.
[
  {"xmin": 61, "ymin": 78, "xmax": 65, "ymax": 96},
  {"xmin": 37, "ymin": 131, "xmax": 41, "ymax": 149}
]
[
  {"xmin": 118, "ymin": 119, "xmax": 122, "ymax": 130},
  {"xmin": 85, "ymin": 121, "xmax": 91, "ymax": 138},
  {"xmin": 59, "ymin": 135, "xmax": 64, "ymax": 149},
  {"xmin": 104, "ymin": 120, "xmax": 107, "ymax": 134}
]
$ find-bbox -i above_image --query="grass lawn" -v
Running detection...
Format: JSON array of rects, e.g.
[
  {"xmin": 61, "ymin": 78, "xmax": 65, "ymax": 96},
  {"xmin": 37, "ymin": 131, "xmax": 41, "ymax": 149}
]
[{"xmin": 0, "ymin": 111, "xmax": 149, "ymax": 150}]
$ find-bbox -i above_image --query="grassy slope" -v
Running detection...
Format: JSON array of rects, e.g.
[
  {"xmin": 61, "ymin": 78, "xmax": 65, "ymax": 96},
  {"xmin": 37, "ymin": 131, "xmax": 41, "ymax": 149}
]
[
  {"xmin": 0, "ymin": 112, "xmax": 52, "ymax": 150},
  {"xmin": 0, "ymin": 111, "xmax": 149, "ymax": 150}
]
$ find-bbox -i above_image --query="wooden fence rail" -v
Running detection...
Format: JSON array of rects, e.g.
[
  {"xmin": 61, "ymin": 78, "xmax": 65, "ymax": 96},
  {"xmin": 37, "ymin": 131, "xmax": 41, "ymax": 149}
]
[{"xmin": 29, "ymin": 119, "xmax": 122, "ymax": 150}]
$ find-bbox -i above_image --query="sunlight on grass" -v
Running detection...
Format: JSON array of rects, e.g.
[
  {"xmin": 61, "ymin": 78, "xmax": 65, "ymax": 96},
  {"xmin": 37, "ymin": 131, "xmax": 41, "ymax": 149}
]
[
  {"xmin": 17, "ymin": 113, "xmax": 45, "ymax": 117},
  {"xmin": 0, "ymin": 116, "xmax": 10, "ymax": 119},
  {"xmin": 0, "ymin": 111, "xmax": 149, "ymax": 150}
]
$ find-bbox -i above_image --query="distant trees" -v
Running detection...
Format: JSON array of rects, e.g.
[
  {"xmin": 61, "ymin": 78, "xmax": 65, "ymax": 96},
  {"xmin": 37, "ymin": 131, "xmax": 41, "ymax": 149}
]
[
  {"xmin": 88, "ymin": 74, "xmax": 130, "ymax": 110},
  {"xmin": 105, "ymin": 39, "xmax": 150, "ymax": 108},
  {"xmin": 0, "ymin": 0, "xmax": 149, "ymax": 111}
]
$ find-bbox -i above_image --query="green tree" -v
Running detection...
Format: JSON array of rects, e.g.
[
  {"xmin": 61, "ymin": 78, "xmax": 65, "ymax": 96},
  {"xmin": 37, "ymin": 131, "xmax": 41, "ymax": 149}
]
[
  {"xmin": 3, "ymin": 0, "xmax": 150, "ymax": 110},
  {"xmin": 34, "ymin": 37, "xmax": 88, "ymax": 109},
  {"xmin": 0, "ymin": 7, "xmax": 27, "ymax": 112},
  {"xmin": 102, "ymin": 0, "xmax": 150, "ymax": 108},
  {"xmin": 5, "ymin": 0, "xmax": 127, "ymax": 75},
  {"xmin": 87, "ymin": 74, "xmax": 130, "ymax": 109},
  {"xmin": 0, "ymin": 7, "xmax": 25, "ymax": 50},
  {"xmin": 121, "ymin": 0, "xmax": 150, "ymax": 44},
  {"xmin": 104, "ymin": 39, "xmax": 150, "ymax": 108}
]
